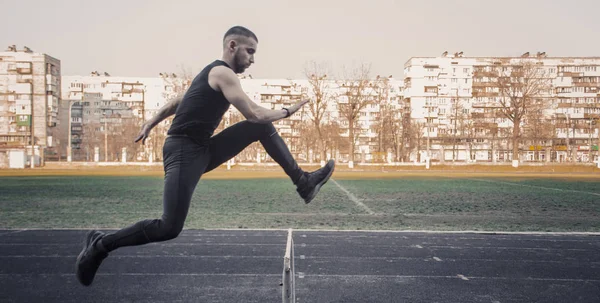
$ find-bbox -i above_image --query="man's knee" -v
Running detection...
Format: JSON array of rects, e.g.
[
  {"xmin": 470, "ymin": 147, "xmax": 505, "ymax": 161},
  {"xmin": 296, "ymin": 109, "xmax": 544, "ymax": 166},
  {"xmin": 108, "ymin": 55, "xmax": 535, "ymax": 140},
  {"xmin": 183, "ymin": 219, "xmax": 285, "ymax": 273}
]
[
  {"xmin": 245, "ymin": 121, "xmax": 276, "ymax": 138},
  {"xmin": 157, "ymin": 221, "xmax": 183, "ymax": 241}
]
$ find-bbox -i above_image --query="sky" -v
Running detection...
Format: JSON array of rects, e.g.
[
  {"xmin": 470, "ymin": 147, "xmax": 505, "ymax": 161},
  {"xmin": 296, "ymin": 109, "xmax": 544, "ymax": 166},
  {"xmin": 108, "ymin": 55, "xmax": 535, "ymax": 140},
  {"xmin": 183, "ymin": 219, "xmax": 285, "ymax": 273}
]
[{"xmin": 2, "ymin": 0, "xmax": 600, "ymax": 79}]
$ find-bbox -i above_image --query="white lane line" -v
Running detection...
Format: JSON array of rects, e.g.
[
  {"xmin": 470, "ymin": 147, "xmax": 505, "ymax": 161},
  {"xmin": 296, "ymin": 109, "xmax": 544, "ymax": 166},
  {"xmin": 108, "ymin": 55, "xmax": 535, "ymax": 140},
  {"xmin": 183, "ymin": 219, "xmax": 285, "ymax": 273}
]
[
  {"xmin": 0, "ymin": 273, "xmax": 598, "ymax": 283},
  {"xmin": 1, "ymin": 243, "xmax": 597, "ymax": 253},
  {"xmin": 270, "ymin": 274, "xmax": 600, "ymax": 283},
  {"xmin": 0, "ymin": 255, "xmax": 282, "ymax": 259},
  {"xmin": 0, "ymin": 273, "xmax": 280, "ymax": 278},
  {"xmin": 2, "ymin": 255, "xmax": 596, "ymax": 265},
  {"xmin": 0, "ymin": 243, "xmax": 285, "ymax": 247},
  {"xmin": 0, "ymin": 244, "xmax": 596, "ymax": 252},
  {"xmin": 470, "ymin": 178, "xmax": 600, "ymax": 197},
  {"xmin": 5, "ymin": 228, "xmax": 600, "ymax": 235},
  {"xmin": 457, "ymin": 274, "xmax": 469, "ymax": 280},
  {"xmin": 331, "ymin": 179, "xmax": 375, "ymax": 215},
  {"xmin": 297, "ymin": 234, "xmax": 600, "ymax": 242}
]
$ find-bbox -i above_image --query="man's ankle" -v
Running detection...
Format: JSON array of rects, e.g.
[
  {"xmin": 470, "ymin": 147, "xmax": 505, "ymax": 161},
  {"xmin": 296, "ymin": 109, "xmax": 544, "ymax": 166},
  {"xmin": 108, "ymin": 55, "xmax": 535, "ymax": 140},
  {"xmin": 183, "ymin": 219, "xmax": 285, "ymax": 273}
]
[
  {"xmin": 94, "ymin": 237, "xmax": 107, "ymax": 253},
  {"xmin": 293, "ymin": 171, "xmax": 306, "ymax": 185}
]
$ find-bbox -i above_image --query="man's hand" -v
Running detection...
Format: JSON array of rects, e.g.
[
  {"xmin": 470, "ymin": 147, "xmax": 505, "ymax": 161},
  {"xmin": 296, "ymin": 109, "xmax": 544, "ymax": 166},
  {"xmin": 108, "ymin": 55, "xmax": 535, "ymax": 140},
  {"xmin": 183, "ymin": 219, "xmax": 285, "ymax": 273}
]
[
  {"xmin": 286, "ymin": 98, "xmax": 310, "ymax": 116},
  {"xmin": 134, "ymin": 122, "xmax": 152, "ymax": 145}
]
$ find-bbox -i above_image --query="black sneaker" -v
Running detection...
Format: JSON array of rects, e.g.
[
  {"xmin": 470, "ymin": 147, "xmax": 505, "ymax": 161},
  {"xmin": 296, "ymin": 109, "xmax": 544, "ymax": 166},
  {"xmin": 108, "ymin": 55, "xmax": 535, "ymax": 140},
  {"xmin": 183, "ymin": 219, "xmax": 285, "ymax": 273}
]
[
  {"xmin": 296, "ymin": 159, "xmax": 335, "ymax": 204},
  {"xmin": 75, "ymin": 230, "xmax": 108, "ymax": 286}
]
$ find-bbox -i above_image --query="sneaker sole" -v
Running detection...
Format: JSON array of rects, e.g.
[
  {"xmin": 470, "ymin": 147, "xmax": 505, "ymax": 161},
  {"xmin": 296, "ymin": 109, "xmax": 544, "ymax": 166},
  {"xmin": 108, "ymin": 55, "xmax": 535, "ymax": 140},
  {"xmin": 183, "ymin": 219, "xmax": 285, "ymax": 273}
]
[
  {"xmin": 75, "ymin": 230, "xmax": 96, "ymax": 286},
  {"xmin": 304, "ymin": 161, "xmax": 335, "ymax": 204}
]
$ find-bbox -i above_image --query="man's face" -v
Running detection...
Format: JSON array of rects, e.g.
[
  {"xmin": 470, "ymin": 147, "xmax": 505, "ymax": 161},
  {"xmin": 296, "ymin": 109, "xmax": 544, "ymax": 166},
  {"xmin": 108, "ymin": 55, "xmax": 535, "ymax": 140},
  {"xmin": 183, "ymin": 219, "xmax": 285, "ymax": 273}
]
[{"xmin": 232, "ymin": 37, "xmax": 257, "ymax": 74}]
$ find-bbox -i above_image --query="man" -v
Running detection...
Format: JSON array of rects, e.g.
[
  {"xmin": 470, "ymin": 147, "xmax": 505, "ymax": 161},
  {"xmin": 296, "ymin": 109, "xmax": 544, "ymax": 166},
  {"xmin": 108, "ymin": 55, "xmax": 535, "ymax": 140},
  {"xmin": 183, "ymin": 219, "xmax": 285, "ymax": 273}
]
[{"xmin": 75, "ymin": 25, "xmax": 335, "ymax": 286}]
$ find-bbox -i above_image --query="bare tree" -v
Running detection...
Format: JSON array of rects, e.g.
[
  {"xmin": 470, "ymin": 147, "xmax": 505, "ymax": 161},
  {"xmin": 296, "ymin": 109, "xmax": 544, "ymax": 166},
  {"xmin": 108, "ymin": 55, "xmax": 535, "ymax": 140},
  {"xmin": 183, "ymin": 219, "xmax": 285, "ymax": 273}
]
[
  {"xmin": 304, "ymin": 61, "xmax": 335, "ymax": 161},
  {"xmin": 462, "ymin": 114, "xmax": 476, "ymax": 161},
  {"xmin": 411, "ymin": 121, "xmax": 426, "ymax": 162},
  {"xmin": 370, "ymin": 76, "xmax": 397, "ymax": 160},
  {"xmin": 373, "ymin": 103, "xmax": 395, "ymax": 160},
  {"xmin": 485, "ymin": 108, "xmax": 503, "ymax": 162},
  {"xmin": 399, "ymin": 106, "xmax": 412, "ymax": 162},
  {"xmin": 523, "ymin": 102, "xmax": 554, "ymax": 161},
  {"xmin": 448, "ymin": 95, "xmax": 465, "ymax": 162},
  {"xmin": 109, "ymin": 116, "xmax": 143, "ymax": 162},
  {"xmin": 297, "ymin": 121, "xmax": 319, "ymax": 162},
  {"xmin": 493, "ymin": 60, "xmax": 552, "ymax": 163},
  {"xmin": 321, "ymin": 121, "xmax": 342, "ymax": 161},
  {"xmin": 390, "ymin": 110, "xmax": 405, "ymax": 162},
  {"xmin": 81, "ymin": 122, "xmax": 102, "ymax": 161},
  {"xmin": 336, "ymin": 63, "xmax": 373, "ymax": 163}
]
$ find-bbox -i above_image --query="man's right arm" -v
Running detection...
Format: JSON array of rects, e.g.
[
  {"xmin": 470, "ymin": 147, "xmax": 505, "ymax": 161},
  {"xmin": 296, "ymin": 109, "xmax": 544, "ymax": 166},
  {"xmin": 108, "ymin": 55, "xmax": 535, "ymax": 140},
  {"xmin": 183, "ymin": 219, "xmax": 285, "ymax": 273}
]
[{"xmin": 210, "ymin": 67, "xmax": 290, "ymax": 124}]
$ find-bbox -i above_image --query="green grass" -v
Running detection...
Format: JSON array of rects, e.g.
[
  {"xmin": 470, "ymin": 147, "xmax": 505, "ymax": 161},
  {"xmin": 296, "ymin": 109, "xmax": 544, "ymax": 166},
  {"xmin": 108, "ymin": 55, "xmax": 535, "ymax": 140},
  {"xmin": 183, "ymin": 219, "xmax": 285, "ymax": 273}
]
[{"xmin": 1, "ymin": 175, "xmax": 599, "ymax": 231}]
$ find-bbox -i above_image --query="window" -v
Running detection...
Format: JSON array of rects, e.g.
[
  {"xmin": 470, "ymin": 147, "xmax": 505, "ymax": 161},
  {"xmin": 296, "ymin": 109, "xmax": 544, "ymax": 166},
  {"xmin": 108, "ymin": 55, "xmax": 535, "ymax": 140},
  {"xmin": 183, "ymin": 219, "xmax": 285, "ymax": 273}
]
[
  {"xmin": 451, "ymin": 78, "xmax": 457, "ymax": 83},
  {"xmin": 463, "ymin": 68, "xmax": 470, "ymax": 73}
]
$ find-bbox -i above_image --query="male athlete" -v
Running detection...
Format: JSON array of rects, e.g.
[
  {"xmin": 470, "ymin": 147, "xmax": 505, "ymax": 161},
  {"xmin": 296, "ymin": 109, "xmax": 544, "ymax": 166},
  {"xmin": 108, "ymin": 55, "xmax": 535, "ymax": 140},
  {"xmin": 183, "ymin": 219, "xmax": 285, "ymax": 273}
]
[{"xmin": 76, "ymin": 26, "xmax": 335, "ymax": 286}]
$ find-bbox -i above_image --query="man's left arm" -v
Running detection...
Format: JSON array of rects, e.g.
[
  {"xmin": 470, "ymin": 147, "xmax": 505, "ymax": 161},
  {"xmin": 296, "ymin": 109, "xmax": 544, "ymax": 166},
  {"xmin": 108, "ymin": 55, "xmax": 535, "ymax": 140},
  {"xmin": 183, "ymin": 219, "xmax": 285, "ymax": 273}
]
[{"xmin": 135, "ymin": 93, "xmax": 184, "ymax": 144}]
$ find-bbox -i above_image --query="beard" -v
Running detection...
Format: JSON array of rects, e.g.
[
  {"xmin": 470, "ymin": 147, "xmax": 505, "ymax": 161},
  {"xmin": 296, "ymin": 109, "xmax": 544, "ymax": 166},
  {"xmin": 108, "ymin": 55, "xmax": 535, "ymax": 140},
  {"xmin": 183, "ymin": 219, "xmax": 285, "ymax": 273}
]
[{"xmin": 233, "ymin": 52, "xmax": 247, "ymax": 74}]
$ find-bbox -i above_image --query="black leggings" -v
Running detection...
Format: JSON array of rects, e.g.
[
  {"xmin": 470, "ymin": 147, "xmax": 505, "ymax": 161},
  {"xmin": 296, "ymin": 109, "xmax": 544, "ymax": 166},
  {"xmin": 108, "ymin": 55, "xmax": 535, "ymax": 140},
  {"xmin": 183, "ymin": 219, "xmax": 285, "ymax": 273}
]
[{"xmin": 100, "ymin": 121, "xmax": 304, "ymax": 252}]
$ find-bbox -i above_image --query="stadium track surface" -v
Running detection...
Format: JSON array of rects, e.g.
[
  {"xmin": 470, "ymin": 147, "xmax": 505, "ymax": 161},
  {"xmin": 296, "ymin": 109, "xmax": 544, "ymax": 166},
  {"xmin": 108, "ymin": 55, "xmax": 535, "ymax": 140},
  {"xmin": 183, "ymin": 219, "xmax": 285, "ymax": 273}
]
[{"xmin": 0, "ymin": 229, "xmax": 599, "ymax": 302}]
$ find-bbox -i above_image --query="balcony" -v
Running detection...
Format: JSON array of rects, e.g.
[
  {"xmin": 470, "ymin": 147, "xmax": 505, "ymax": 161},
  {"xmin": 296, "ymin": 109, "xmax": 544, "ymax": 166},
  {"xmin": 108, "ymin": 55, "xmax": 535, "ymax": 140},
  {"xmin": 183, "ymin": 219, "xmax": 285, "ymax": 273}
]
[
  {"xmin": 16, "ymin": 62, "xmax": 32, "ymax": 74},
  {"xmin": 573, "ymin": 82, "xmax": 599, "ymax": 87},
  {"xmin": 8, "ymin": 83, "xmax": 32, "ymax": 94},
  {"xmin": 558, "ymin": 72, "xmax": 583, "ymax": 77},
  {"xmin": 46, "ymin": 84, "xmax": 57, "ymax": 93}
]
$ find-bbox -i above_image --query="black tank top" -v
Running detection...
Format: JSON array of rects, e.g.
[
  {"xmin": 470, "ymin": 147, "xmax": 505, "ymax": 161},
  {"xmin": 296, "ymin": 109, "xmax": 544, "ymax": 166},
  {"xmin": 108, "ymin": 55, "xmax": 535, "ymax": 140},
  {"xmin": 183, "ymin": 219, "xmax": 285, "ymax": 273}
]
[{"xmin": 167, "ymin": 60, "xmax": 232, "ymax": 144}]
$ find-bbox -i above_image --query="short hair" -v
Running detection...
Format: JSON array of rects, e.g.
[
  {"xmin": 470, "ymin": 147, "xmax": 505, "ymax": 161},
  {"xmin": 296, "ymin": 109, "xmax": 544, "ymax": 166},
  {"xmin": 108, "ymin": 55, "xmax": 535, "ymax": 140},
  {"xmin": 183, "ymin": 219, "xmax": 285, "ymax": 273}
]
[{"xmin": 223, "ymin": 26, "xmax": 258, "ymax": 43}]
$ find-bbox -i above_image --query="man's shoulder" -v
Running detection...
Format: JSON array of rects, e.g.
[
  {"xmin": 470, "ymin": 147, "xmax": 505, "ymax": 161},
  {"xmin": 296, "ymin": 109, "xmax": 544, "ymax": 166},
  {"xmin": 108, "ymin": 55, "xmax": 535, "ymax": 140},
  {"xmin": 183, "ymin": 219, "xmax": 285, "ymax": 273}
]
[
  {"xmin": 201, "ymin": 60, "xmax": 231, "ymax": 71},
  {"xmin": 207, "ymin": 65, "xmax": 236, "ymax": 83}
]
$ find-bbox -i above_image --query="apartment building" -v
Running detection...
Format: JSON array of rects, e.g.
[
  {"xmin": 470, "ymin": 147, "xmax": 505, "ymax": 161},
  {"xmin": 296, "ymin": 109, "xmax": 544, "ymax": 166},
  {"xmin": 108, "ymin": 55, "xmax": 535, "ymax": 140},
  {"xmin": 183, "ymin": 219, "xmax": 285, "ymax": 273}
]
[
  {"xmin": 57, "ymin": 72, "xmax": 403, "ymax": 164},
  {"xmin": 0, "ymin": 45, "xmax": 60, "ymax": 168},
  {"xmin": 404, "ymin": 52, "xmax": 600, "ymax": 163},
  {"xmin": 230, "ymin": 76, "xmax": 403, "ymax": 164},
  {"xmin": 60, "ymin": 73, "xmax": 187, "ymax": 161}
]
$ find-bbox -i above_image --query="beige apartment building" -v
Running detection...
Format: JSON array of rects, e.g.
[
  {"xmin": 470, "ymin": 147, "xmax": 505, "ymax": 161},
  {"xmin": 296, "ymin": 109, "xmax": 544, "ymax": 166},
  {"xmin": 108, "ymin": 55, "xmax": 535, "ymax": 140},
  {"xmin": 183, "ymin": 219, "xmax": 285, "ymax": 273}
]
[
  {"xmin": 403, "ymin": 52, "xmax": 600, "ymax": 164},
  {"xmin": 0, "ymin": 45, "xmax": 60, "ymax": 168}
]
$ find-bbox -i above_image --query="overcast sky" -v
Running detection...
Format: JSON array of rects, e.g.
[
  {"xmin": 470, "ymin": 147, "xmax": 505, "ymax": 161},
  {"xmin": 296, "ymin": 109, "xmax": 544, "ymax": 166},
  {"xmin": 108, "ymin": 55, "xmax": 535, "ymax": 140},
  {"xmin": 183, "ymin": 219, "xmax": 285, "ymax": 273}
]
[{"xmin": 2, "ymin": 0, "xmax": 599, "ymax": 79}]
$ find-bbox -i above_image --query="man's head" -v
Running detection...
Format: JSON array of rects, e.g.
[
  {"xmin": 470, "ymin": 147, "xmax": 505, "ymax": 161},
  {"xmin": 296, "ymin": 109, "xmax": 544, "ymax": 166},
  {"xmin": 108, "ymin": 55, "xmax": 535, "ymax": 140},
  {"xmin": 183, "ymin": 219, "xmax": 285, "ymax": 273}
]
[{"xmin": 223, "ymin": 26, "xmax": 258, "ymax": 74}]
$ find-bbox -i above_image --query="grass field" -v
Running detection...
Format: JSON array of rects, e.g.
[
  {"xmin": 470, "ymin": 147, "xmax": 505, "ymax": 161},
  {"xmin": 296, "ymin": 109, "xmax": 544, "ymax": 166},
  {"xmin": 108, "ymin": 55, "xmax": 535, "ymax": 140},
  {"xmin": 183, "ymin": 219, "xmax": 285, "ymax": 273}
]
[{"xmin": 1, "ymin": 169, "xmax": 599, "ymax": 232}]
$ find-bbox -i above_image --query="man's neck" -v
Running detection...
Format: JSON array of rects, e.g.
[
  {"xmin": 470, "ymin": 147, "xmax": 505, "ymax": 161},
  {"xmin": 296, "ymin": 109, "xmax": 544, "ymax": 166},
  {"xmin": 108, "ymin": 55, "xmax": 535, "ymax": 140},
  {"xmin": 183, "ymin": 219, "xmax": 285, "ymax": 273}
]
[{"xmin": 220, "ymin": 56, "xmax": 235, "ymax": 70}]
